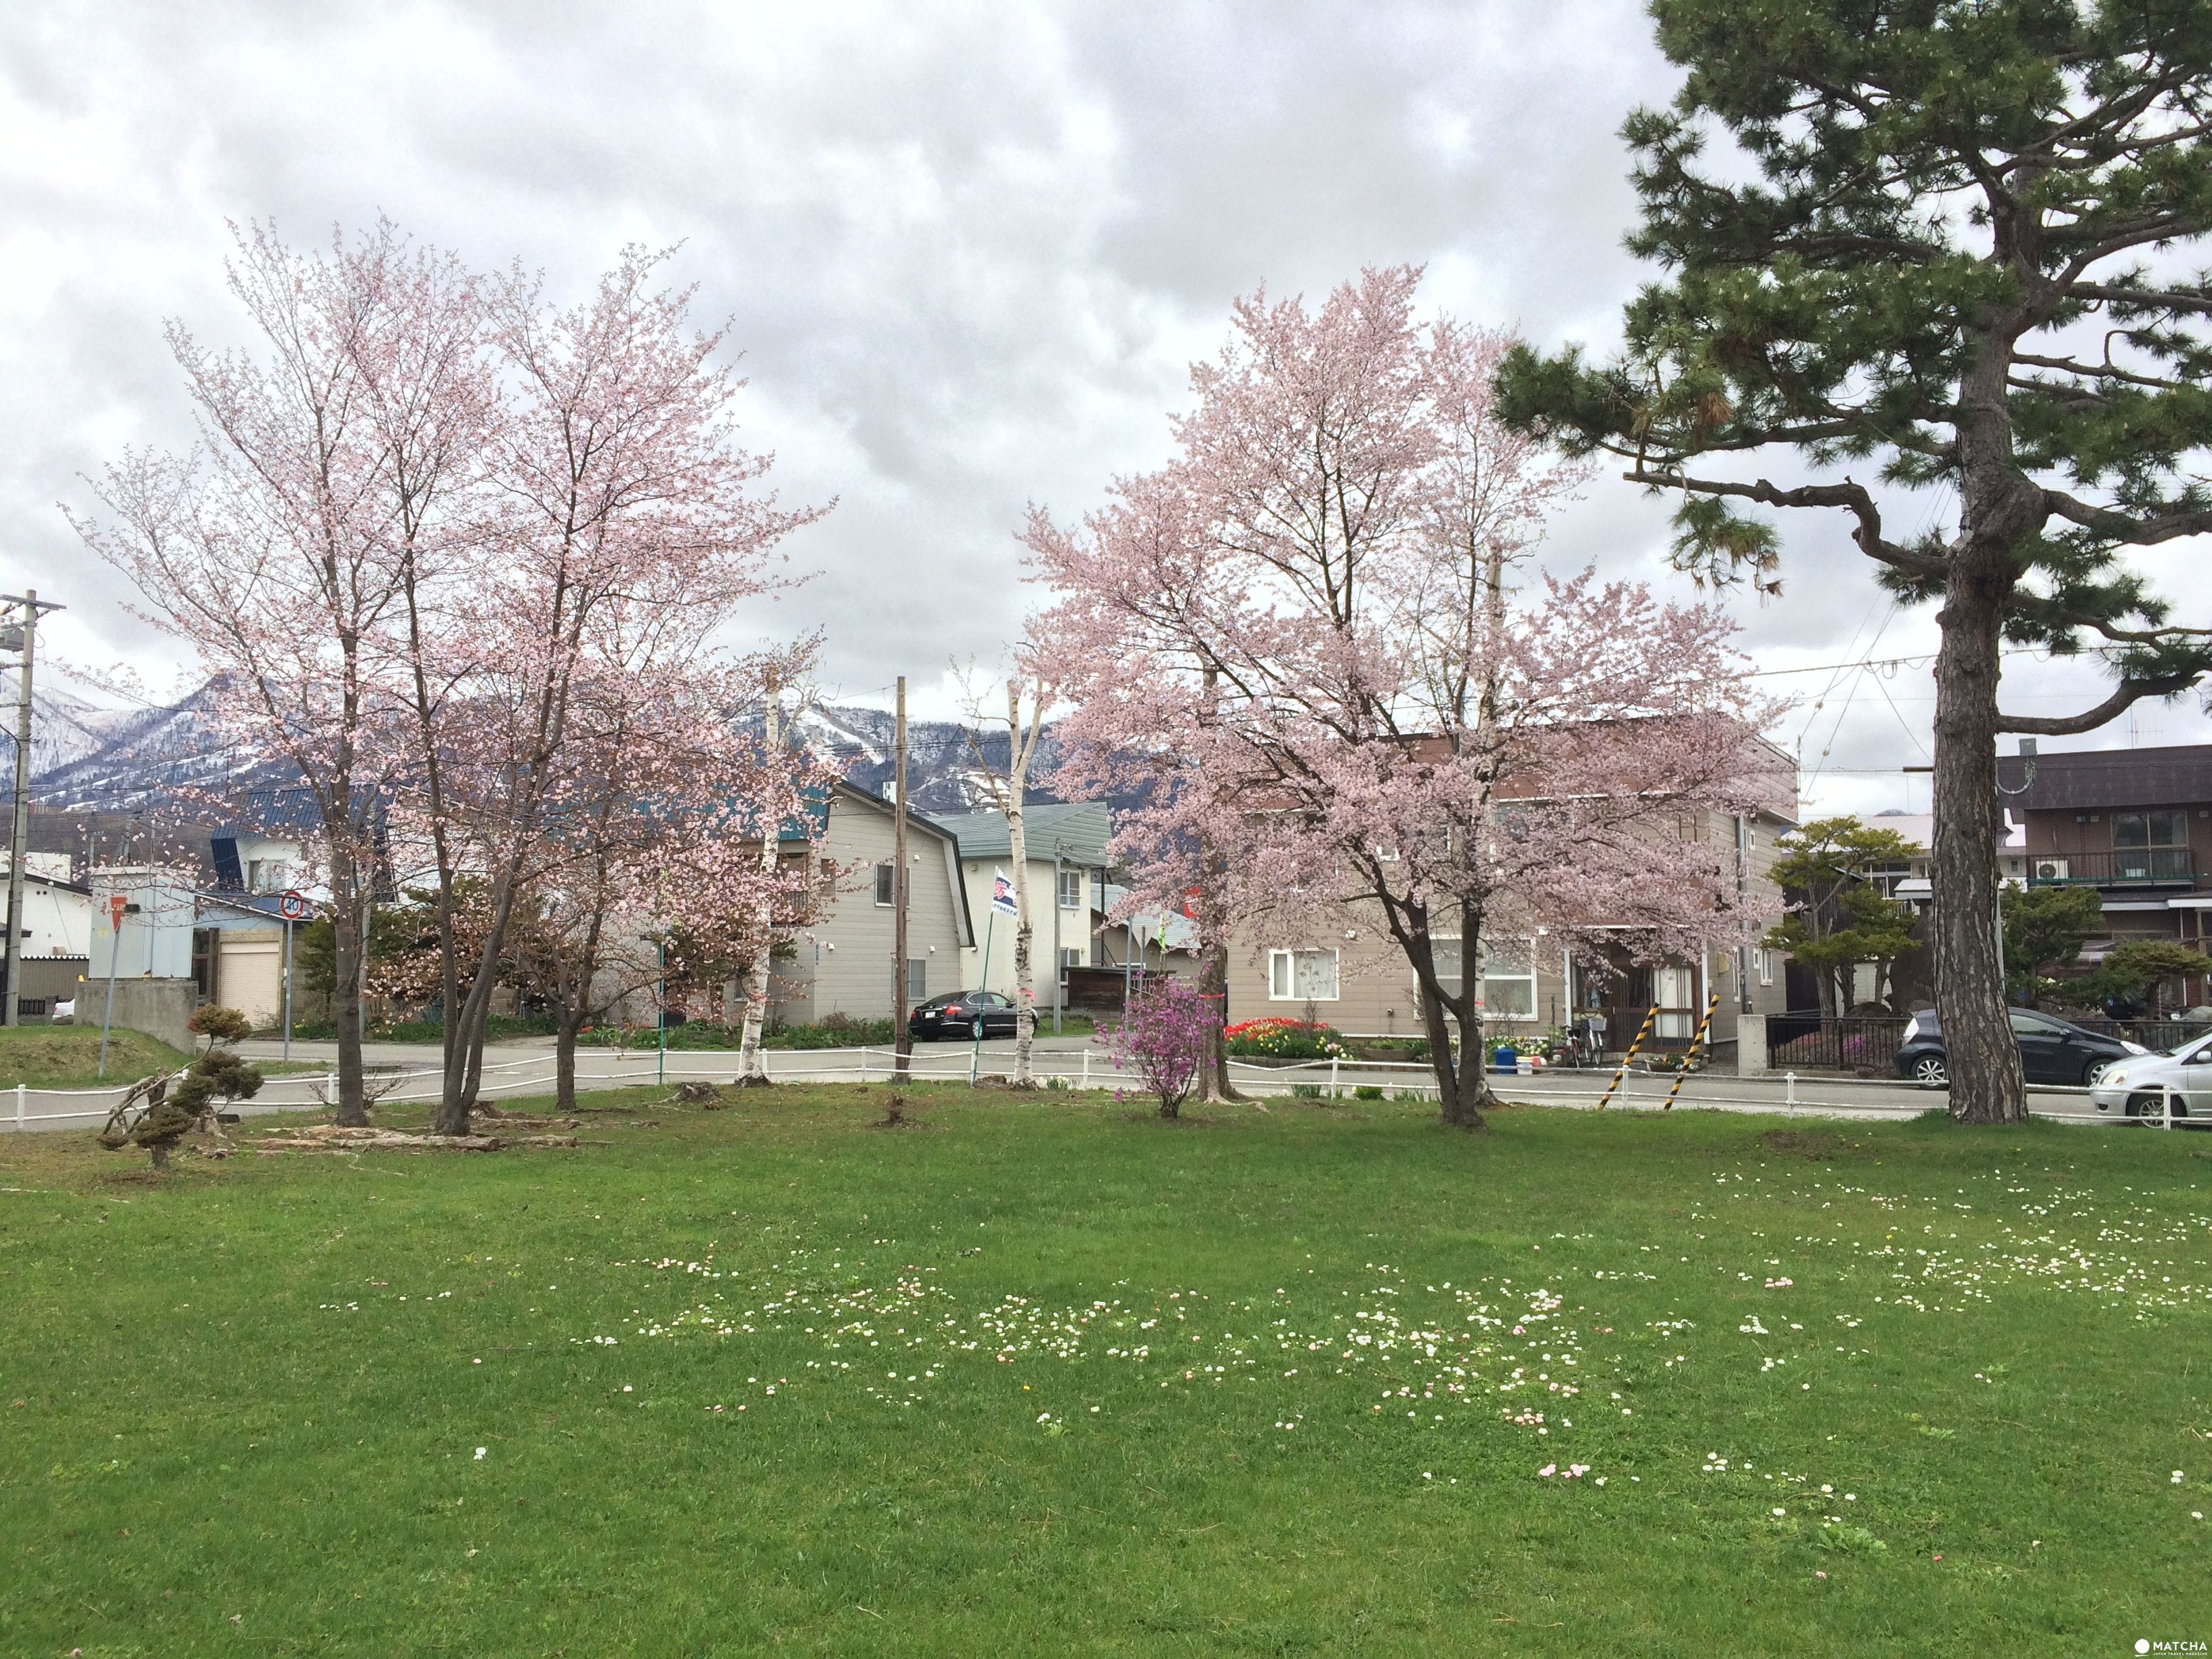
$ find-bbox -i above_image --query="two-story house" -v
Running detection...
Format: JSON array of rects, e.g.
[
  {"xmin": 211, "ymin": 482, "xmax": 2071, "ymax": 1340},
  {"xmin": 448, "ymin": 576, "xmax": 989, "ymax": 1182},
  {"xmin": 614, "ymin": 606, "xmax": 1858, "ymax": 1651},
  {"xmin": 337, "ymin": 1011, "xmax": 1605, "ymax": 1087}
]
[
  {"xmin": 1222, "ymin": 739, "xmax": 1800, "ymax": 1058},
  {"xmin": 1996, "ymin": 739, "xmax": 2212, "ymax": 1004},
  {"xmin": 932, "ymin": 803, "xmax": 1114, "ymax": 1006},
  {"xmin": 764, "ymin": 780, "xmax": 975, "ymax": 1025}
]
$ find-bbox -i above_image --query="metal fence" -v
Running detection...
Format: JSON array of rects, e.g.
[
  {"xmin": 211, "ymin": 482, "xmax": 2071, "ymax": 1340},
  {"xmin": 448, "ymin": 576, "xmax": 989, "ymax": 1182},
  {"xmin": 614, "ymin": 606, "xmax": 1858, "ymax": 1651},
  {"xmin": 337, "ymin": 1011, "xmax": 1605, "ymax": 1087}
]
[
  {"xmin": 1764, "ymin": 1015, "xmax": 1910, "ymax": 1071},
  {"xmin": 5, "ymin": 1040, "xmax": 2192, "ymax": 1134},
  {"xmin": 2066, "ymin": 1016, "xmax": 2211, "ymax": 1052}
]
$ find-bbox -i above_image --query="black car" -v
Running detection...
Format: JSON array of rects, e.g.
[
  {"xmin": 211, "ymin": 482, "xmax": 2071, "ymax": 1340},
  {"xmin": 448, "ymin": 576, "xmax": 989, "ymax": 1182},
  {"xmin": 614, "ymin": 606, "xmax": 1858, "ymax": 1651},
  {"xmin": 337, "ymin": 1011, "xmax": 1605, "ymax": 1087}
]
[
  {"xmin": 1893, "ymin": 1007, "xmax": 2148, "ymax": 1089},
  {"xmin": 907, "ymin": 990, "xmax": 1020, "ymax": 1042}
]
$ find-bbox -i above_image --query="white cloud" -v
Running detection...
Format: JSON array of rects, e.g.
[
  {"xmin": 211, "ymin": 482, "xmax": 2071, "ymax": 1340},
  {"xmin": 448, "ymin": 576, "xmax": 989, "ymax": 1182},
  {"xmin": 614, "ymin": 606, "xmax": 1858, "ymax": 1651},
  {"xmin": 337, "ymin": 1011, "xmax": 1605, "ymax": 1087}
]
[{"xmin": 4, "ymin": 0, "xmax": 2204, "ymax": 806}]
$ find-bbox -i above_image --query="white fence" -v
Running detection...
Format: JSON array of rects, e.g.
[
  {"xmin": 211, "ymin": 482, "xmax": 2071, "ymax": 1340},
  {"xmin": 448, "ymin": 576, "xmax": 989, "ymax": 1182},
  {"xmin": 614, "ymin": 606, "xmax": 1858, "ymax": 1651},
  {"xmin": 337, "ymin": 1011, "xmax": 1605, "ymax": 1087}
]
[{"xmin": 3, "ymin": 1045, "xmax": 2194, "ymax": 1133}]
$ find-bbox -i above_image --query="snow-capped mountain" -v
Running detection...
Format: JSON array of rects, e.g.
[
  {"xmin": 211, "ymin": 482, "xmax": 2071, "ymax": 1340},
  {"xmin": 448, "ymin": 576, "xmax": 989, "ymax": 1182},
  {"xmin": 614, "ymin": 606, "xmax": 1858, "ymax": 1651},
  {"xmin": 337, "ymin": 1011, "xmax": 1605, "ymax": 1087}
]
[
  {"xmin": 15, "ymin": 680, "xmax": 274, "ymax": 814},
  {"xmin": 17, "ymin": 684, "xmax": 1076, "ymax": 819}
]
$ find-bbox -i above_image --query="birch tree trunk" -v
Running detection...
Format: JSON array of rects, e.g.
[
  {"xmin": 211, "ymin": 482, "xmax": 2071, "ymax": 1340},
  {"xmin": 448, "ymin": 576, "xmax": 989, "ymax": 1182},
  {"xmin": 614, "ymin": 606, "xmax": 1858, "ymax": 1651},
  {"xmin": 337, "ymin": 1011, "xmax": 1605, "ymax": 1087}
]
[
  {"xmin": 1007, "ymin": 686, "xmax": 1037, "ymax": 1088},
  {"xmin": 737, "ymin": 693, "xmax": 781, "ymax": 1084}
]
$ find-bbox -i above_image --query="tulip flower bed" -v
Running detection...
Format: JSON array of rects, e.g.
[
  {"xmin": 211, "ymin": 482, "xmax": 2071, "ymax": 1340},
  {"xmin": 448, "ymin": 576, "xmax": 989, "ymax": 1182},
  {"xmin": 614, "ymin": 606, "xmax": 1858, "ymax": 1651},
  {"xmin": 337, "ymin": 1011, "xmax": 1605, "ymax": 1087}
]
[
  {"xmin": 1, "ymin": 1092, "xmax": 2206, "ymax": 1654},
  {"xmin": 1223, "ymin": 1017, "xmax": 1349, "ymax": 1060}
]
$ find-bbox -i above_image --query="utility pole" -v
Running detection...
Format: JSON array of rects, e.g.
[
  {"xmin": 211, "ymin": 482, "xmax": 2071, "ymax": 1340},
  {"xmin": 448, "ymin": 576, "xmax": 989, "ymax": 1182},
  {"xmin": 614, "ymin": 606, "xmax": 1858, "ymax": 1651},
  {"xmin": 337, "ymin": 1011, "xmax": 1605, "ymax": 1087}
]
[
  {"xmin": 893, "ymin": 675, "xmax": 912, "ymax": 1081},
  {"xmin": 2, "ymin": 590, "xmax": 62, "ymax": 1029}
]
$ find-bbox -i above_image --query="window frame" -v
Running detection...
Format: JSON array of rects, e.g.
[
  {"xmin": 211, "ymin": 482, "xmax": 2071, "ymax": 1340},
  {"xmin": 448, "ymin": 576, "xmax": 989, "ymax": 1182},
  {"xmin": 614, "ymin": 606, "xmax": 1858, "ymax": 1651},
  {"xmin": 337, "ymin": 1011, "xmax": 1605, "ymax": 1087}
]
[
  {"xmin": 1267, "ymin": 947, "xmax": 1340, "ymax": 1002},
  {"xmin": 873, "ymin": 861, "xmax": 895, "ymax": 907},
  {"xmin": 1057, "ymin": 869, "xmax": 1084, "ymax": 910},
  {"xmin": 1477, "ymin": 936, "xmax": 1538, "ymax": 1022},
  {"xmin": 2114, "ymin": 810, "xmax": 2187, "ymax": 849}
]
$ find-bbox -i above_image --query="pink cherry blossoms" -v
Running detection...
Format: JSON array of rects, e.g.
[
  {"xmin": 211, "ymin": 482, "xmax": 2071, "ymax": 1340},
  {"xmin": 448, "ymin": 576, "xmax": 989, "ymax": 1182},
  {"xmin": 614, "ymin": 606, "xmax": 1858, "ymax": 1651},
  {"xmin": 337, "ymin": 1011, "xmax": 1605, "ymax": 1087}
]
[{"xmin": 1028, "ymin": 266, "xmax": 1782, "ymax": 1126}]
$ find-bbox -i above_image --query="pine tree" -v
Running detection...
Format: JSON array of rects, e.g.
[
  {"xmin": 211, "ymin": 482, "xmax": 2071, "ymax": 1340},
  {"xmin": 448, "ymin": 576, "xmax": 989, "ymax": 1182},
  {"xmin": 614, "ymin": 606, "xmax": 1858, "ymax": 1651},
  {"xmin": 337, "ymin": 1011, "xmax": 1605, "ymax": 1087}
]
[{"xmin": 1498, "ymin": 0, "xmax": 2212, "ymax": 1124}]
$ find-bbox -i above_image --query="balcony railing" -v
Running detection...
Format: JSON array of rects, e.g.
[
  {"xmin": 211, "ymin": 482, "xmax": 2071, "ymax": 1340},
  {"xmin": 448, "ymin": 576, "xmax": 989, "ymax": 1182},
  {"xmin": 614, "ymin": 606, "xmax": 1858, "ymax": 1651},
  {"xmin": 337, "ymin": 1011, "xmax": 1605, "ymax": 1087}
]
[{"xmin": 2024, "ymin": 847, "xmax": 2199, "ymax": 886}]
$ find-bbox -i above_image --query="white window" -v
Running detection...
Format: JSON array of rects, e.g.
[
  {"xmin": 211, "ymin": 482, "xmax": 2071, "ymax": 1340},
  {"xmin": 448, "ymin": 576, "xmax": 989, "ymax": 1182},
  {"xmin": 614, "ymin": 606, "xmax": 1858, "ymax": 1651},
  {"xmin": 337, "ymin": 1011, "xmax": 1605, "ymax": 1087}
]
[
  {"xmin": 1480, "ymin": 937, "xmax": 1536, "ymax": 1020},
  {"xmin": 1057, "ymin": 869, "xmax": 1084, "ymax": 909},
  {"xmin": 874, "ymin": 862, "xmax": 895, "ymax": 907},
  {"xmin": 905, "ymin": 958, "xmax": 926, "ymax": 1000},
  {"xmin": 1268, "ymin": 947, "xmax": 1340, "ymax": 1002},
  {"xmin": 1757, "ymin": 948, "xmax": 1774, "ymax": 987},
  {"xmin": 1059, "ymin": 947, "xmax": 1084, "ymax": 972},
  {"xmin": 1654, "ymin": 964, "xmax": 1696, "ymax": 1038}
]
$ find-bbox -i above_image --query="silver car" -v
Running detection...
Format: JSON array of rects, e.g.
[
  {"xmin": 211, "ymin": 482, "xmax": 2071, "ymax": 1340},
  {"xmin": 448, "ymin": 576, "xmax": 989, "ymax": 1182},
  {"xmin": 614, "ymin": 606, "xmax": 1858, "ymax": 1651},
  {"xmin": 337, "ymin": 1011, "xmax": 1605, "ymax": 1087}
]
[{"xmin": 2087, "ymin": 1031, "xmax": 2212, "ymax": 1124}]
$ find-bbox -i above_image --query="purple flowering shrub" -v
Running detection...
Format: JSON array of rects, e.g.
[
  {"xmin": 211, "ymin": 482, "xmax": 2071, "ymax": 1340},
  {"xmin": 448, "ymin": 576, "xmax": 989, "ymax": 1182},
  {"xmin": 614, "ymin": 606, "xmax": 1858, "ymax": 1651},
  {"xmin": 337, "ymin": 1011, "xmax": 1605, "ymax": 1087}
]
[{"xmin": 1101, "ymin": 977, "xmax": 1220, "ymax": 1120}]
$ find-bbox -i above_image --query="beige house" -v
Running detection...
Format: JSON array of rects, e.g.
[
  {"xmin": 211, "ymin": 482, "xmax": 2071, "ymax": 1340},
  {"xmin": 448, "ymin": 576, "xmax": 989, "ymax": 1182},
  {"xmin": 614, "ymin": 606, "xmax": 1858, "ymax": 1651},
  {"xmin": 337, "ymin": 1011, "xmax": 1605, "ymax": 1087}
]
[
  {"xmin": 1224, "ymin": 753, "xmax": 1800, "ymax": 1061},
  {"xmin": 766, "ymin": 781, "xmax": 975, "ymax": 1025}
]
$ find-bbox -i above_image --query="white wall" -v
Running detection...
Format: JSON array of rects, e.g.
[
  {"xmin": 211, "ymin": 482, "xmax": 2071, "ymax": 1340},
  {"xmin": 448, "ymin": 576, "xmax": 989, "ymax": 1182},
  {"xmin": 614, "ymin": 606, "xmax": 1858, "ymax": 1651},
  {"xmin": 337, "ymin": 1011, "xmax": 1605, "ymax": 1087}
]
[
  {"xmin": 16, "ymin": 881, "xmax": 91, "ymax": 958},
  {"xmin": 232, "ymin": 834, "xmax": 302, "ymax": 895},
  {"xmin": 86, "ymin": 868, "xmax": 195, "ymax": 980}
]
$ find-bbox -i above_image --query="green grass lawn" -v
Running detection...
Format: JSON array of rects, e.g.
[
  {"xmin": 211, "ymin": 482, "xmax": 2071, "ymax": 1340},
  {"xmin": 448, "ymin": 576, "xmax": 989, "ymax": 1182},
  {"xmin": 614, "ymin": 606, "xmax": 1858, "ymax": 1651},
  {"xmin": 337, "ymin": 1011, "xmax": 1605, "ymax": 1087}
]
[{"xmin": 2, "ymin": 1090, "xmax": 2208, "ymax": 1656}]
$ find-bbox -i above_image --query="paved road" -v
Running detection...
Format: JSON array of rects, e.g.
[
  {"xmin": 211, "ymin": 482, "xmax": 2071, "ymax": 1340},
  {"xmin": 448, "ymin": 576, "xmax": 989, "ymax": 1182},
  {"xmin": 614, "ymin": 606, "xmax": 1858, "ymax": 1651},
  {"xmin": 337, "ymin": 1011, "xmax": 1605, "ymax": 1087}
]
[{"xmin": 7, "ymin": 1030, "xmax": 2131, "ymax": 1134}]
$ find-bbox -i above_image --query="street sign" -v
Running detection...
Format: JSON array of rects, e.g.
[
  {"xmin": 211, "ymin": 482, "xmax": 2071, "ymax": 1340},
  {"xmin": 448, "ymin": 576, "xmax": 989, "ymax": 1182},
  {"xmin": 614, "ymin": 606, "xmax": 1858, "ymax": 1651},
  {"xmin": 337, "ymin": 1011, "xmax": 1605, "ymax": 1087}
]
[
  {"xmin": 277, "ymin": 890, "xmax": 310, "ymax": 921},
  {"xmin": 107, "ymin": 893, "xmax": 127, "ymax": 932}
]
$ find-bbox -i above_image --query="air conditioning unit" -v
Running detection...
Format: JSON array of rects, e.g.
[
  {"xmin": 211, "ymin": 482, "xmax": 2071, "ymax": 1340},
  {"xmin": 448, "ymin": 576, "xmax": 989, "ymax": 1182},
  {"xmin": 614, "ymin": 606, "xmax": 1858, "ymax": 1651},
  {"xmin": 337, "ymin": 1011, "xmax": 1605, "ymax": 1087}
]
[{"xmin": 2033, "ymin": 858, "xmax": 2069, "ymax": 880}]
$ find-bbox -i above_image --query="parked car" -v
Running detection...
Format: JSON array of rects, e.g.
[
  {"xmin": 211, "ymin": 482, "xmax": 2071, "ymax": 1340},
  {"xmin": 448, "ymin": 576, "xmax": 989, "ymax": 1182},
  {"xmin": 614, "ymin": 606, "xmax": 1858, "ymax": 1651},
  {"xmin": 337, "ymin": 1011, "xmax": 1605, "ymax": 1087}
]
[
  {"xmin": 907, "ymin": 991, "xmax": 1020, "ymax": 1042},
  {"xmin": 1894, "ymin": 1008, "xmax": 2148, "ymax": 1089},
  {"xmin": 2087, "ymin": 1029, "xmax": 2212, "ymax": 1124}
]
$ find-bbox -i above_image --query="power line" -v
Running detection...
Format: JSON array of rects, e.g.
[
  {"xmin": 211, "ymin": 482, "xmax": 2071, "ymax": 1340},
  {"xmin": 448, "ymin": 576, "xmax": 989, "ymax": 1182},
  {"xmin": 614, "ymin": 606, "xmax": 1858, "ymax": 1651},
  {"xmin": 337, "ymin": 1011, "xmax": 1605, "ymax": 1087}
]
[{"xmin": 1749, "ymin": 644, "xmax": 2049, "ymax": 678}]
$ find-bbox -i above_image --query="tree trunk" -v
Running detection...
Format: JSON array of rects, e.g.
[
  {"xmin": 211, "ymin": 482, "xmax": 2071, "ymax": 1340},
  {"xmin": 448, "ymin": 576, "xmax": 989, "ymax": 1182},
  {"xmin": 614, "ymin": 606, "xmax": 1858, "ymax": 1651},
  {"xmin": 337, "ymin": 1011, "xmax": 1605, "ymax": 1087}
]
[
  {"xmin": 1410, "ymin": 937, "xmax": 1490, "ymax": 1128},
  {"xmin": 329, "ymin": 846, "xmax": 368, "ymax": 1128},
  {"xmin": 1931, "ymin": 547, "xmax": 2028, "ymax": 1124},
  {"xmin": 555, "ymin": 1010, "xmax": 582, "ymax": 1117},
  {"xmin": 739, "ymin": 697, "xmax": 781, "ymax": 1083},
  {"xmin": 1197, "ymin": 931, "xmax": 1239, "ymax": 1101},
  {"xmin": 1009, "ymin": 799, "xmax": 1035, "ymax": 1088},
  {"xmin": 148, "ymin": 1141, "xmax": 170, "ymax": 1170}
]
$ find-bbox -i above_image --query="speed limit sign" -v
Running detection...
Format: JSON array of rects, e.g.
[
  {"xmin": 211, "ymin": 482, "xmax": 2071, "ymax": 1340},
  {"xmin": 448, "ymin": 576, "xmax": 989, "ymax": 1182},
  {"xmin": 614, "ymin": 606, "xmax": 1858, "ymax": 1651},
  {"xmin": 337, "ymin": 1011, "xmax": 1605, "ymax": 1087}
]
[{"xmin": 277, "ymin": 890, "xmax": 310, "ymax": 921}]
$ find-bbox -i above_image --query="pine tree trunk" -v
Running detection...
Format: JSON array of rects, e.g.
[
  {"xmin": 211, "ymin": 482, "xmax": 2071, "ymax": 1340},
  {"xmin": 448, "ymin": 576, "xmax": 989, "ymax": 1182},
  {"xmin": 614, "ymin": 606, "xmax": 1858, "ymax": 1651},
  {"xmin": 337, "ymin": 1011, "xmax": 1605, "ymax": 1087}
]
[{"xmin": 1931, "ymin": 546, "xmax": 2028, "ymax": 1124}]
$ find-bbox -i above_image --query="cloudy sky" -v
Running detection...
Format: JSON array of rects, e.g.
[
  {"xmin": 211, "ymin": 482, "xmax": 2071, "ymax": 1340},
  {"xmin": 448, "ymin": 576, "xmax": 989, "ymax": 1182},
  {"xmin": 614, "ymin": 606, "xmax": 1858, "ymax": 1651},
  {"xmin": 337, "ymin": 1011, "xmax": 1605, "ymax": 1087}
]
[{"xmin": 6, "ymin": 0, "xmax": 2207, "ymax": 816}]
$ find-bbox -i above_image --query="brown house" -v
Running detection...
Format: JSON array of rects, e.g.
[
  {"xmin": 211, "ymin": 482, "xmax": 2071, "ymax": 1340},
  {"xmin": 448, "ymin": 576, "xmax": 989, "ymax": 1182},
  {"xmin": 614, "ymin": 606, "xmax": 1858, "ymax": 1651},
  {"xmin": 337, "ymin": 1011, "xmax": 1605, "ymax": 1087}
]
[
  {"xmin": 1223, "ymin": 739, "xmax": 1800, "ymax": 1059},
  {"xmin": 1996, "ymin": 741, "xmax": 2212, "ymax": 1002}
]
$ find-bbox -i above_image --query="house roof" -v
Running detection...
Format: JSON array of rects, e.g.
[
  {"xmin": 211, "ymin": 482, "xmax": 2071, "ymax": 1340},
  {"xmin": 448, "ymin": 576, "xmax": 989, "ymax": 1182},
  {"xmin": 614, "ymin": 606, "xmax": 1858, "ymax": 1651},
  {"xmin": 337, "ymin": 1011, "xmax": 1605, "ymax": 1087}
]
[
  {"xmin": 778, "ymin": 779, "xmax": 962, "ymax": 846},
  {"xmin": 800, "ymin": 781, "xmax": 975, "ymax": 947},
  {"xmin": 935, "ymin": 802, "xmax": 1113, "ymax": 865},
  {"xmin": 1999, "ymin": 742, "xmax": 2212, "ymax": 812},
  {"xmin": 0, "ymin": 869, "xmax": 91, "ymax": 897}
]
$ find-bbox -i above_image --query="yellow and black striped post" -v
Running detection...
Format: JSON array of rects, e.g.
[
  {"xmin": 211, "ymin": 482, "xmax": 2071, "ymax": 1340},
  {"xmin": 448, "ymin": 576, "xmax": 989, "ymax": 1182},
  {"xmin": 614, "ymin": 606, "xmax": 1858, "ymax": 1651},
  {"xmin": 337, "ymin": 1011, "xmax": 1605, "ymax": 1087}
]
[
  {"xmin": 1663, "ymin": 992, "xmax": 1724, "ymax": 1111},
  {"xmin": 1595, "ymin": 1006, "xmax": 1659, "ymax": 1110}
]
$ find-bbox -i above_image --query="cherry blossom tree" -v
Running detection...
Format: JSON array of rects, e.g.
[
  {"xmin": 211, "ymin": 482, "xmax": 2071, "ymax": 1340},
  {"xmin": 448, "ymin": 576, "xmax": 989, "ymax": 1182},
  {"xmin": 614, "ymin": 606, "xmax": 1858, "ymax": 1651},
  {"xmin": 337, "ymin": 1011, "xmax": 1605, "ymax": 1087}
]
[
  {"xmin": 71, "ymin": 221, "xmax": 465, "ymax": 1127},
  {"xmin": 1030, "ymin": 268, "xmax": 1780, "ymax": 1127},
  {"xmin": 419, "ymin": 247, "xmax": 825, "ymax": 1134},
  {"xmin": 78, "ymin": 226, "xmax": 826, "ymax": 1138},
  {"xmin": 509, "ymin": 650, "xmax": 830, "ymax": 1113}
]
